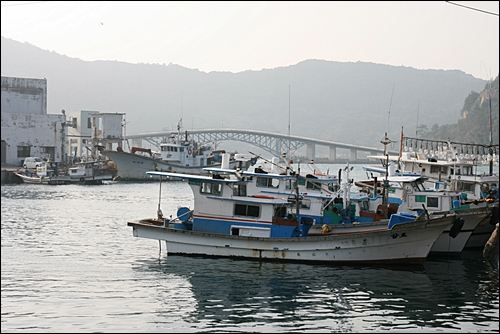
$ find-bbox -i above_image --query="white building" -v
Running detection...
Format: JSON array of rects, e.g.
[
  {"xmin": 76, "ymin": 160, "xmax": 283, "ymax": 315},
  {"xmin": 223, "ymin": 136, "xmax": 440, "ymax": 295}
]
[
  {"xmin": 1, "ymin": 76, "xmax": 66, "ymax": 166},
  {"xmin": 67, "ymin": 110, "xmax": 125, "ymax": 160},
  {"xmin": 1, "ymin": 76, "xmax": 126, "ymax": 167}
]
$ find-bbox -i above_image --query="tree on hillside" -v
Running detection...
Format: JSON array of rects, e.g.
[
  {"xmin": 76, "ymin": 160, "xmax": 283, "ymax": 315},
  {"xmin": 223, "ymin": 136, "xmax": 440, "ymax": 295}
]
[{"xmin": 421, "ymin": 75, "xmax": 499, "ymax": 145}]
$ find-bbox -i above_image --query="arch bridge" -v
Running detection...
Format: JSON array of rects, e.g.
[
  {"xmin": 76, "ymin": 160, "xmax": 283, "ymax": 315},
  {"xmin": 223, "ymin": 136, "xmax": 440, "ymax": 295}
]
[{"xmin": 124, "ymin": 128, "xmax": 398, "ymax": 162}]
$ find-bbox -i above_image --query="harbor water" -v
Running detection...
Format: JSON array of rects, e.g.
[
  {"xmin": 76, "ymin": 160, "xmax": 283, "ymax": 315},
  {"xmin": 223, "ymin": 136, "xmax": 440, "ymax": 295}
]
[{"xmin": 1, "ymin": 163, "xmax": 499, "ymax": 333}]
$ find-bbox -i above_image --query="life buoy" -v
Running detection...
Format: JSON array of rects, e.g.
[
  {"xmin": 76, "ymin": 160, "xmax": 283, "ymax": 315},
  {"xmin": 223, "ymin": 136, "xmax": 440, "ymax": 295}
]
[{"xmin": 188, "ymin": 149, "xmax": 193, "ymax": 155}]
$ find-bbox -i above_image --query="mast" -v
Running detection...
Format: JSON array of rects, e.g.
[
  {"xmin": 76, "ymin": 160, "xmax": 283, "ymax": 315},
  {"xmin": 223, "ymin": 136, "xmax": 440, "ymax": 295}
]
[
  {"xmin": 380, "ymin": 133, "xmax": 391, "ymax": 205},
  {"xmin": 288, "ymin": 85, "xmax": 291, "ymax": 163},
  {"xmin": 488, "ymin": 77, "xmax": 493, "ymax": 175}
]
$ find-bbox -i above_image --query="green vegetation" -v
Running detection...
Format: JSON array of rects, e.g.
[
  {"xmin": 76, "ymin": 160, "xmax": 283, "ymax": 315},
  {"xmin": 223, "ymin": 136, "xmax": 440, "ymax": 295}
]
[{"xmin": 417, "ymin": 75, "xmax": 499, "ymax": 145}]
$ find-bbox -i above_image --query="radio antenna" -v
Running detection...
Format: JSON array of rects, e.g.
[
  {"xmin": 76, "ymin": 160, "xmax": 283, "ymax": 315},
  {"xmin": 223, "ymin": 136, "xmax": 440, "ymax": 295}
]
[{"xmin": 387, "ymin": 84, "xmax": 395, "ymax": 134}]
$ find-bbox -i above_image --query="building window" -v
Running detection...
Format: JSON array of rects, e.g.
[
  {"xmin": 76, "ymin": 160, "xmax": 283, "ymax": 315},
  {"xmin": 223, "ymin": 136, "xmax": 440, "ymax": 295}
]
[
  {"xmin": 17, "ymin": 146, "xmax": 30, "ymax": 158},
  {"xmin": 87, "ymin": 118, "xmax": 92, "ymax": 129},
  {"xmin": 40, "ymin": 146, "xmax": 55, "ymax": 160}
]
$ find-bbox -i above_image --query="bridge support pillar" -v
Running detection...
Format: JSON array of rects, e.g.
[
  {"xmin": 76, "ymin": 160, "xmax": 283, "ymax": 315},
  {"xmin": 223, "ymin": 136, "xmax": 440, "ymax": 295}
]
[
  {"xmin": 306, "ymin": 143, "xmax": 316, "ymax": 161},
  {"xmin": 350, "ymin": 149, "xmax": 357, "ymax": 161},
  {"xmin": 328, "ymin": 147, "xmax": 336, "ymax": 162}
]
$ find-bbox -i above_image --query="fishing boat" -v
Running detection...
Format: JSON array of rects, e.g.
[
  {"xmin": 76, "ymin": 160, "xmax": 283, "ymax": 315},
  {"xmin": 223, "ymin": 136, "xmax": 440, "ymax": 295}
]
[
  {"xmin": 102, "ymin": 119, "xmax": 245, "ymax": 181},
  {"xmin": 14, "ymin": 160, "xmax": 113, "ymax": 185},
  {"xmin": 245, "ymin": 155, "xmax": 481, "ymax": 255},
  {"xmin": 127, "ymin": 153, "xmax": 458, "ymax": 265},
  {"xmin": 354, "ymin": 174, "xmax": 496, "ymax": 254},
  {"xmin": 363, "ymin": 132, "xmax": 499, "ymax": 250},
  {"xmin": 364, "ymin": 130, "xmax": 499, "ymax": 202}
]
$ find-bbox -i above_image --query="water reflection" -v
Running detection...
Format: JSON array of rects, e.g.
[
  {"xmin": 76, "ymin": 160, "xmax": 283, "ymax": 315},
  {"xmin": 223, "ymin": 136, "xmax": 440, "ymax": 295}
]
[{"xmin": 132, "ymin": 253, "xmax": 497, "ymax": 332}]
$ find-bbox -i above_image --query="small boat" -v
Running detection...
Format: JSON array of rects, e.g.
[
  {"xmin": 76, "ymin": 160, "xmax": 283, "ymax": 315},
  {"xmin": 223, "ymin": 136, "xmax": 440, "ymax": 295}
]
[
  {"xmin": 127, "ymin": 154, "xmax": 457, "ymax": 265},
  {"xmin": 14, "ymin": 160, "xmax": 113, "ymax": 185},
  {"xmin": 102, "ymin": 119, "xmax": 248, "ymax": 181}
]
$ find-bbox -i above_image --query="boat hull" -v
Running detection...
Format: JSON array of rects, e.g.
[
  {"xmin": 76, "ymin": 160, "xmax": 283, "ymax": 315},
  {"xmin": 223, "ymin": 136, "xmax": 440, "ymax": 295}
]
[
  {"xmin": 465, "ymin": 216, "xmax": 496, "ymax": 248},
  {"xmin": 103, "ymin": 150, "xmax": 240, "ymax": 180},
  {"xmin": 430, "ymin": 207, "xmax": 490, "ymax": 254},
  {"xmin": 128, "ymin": 215, "xmax": 455, "ymax": 264},
  {"xmin": 14, "ymin": 172, "xmax": 112, "ymax": 185}
]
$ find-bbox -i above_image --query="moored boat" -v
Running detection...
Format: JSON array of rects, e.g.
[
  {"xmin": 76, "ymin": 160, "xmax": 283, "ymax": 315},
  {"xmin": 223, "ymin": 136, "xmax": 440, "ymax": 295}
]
[
  {"xmin": 14, "ymin": 160, "xmax": 113, "ymax": 185},
  {"xmin": 103, "ymin": 119, "xmax": 246, "ymax": 181},
  {"xmin": 127, "ymin": 154, "xmax": 457, "ymax": 265}
]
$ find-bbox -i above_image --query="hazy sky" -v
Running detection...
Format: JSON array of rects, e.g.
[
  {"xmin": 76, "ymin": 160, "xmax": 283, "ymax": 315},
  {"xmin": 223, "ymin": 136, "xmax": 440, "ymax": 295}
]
[{"xmin": 1, "ymin": 1, "xmax": 498, "ymax": 80}]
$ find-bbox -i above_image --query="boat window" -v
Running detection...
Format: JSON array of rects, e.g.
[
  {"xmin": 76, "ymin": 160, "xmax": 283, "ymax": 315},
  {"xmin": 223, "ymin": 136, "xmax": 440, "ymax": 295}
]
[
  {"xmin": 411, "ymin": 181, "xmax": 426, "ymax": 191},
  {"xmin": 233, "ymin": 183, "xmax": 247, "ymax": 196},
  {"xmin": 285, "ymin": 179, "xmax": 295, "ymax": 190},
  {"xmin": 306, "ymin": 181, "xmax": 322, "ymax": 191},
  {"xmin": 359, "ymin": 200, "xmax": 370, "ymax": 211},
  {"xmin": 288, "ymin": 198, "xmax": 311, "ymax": 210},
  {"xmin": 300, "ymin": 199, "xmax": 311, "ymax": 210},
  {"xmin": 234, "ymin": 204, "xmax": 260, "ymax": 218},
  {"xmin": 275, "ymin": 206, "xmax": 287, "ymax": 218},
  {"xmin": 200, "ymin": 182, "xmax": 222, "ymax": 196},
  {"xmin": 256, "ymin": 177, "xmax": 279, "ymax": 188},
  {"xmin": 328, "ymin": 183, "xmax": 339, "ymax": 192},
  {"xmin": 462, "ymin": 166, "xmax": 473, "ymax": 175},
  {"xmin": 427, "ymin": 197, "xmax": 439, "ymax": 208},
  {"xmin": 456, "ymin": 181, "xmax": 474, "ymax": 192},
  {"xmin": 430, "ymin": 165, "xmax": 447, "ymax": 174}
]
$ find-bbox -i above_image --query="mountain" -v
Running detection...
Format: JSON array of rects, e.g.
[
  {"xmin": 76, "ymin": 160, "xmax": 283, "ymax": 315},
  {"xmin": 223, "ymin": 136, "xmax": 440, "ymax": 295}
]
[
  {"xmin": 1, "ymin": 36, "xmax": 492, "ymax": 151},
  {"xmin": 418, "ymin": 75, "xmax": 499, "ymax": 146}
]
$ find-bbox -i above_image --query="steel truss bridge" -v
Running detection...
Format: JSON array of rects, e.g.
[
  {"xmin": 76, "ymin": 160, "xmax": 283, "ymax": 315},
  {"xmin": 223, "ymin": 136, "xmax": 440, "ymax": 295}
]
[{"xmin": 124, "ymin": 128, "xmax": 398, "ymax": 162}]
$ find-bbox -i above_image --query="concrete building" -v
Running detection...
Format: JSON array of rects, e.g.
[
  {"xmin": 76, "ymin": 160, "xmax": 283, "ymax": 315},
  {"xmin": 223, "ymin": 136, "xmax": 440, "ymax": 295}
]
[
  {"xmin": 1, "ymin": 76, "xmax": 66, "ymax": 166},
  {"xmin": 67, "ymin": 110, "xmax": 125, "ymax": 160},
  {"xmin": 1, "ymin": 76, "xmax": 125, "ymax": 167}
]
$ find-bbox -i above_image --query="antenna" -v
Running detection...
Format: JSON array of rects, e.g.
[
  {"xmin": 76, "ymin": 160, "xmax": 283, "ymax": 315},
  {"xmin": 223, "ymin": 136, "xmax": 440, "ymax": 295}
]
[
  {"xmin": 387, "ymin": 84, "xmax": 395, "ymax": 134},
  {"xmin": 415, "ymin": 100, "xmax": 420, "ymax": 138},
  {"xmin": 288, "ymin": 85, "xmax": 291, "ymax": 160}
]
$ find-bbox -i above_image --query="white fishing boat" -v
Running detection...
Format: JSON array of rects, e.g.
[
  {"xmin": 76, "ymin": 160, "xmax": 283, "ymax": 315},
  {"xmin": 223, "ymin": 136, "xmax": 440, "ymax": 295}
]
[
  {"xmin": 362, "ymin": 132, "xmax": 499, "ymax": 251},
  {"xmin": 14, "ymin": 160, "xmax": 113, "ymax": 185},
  {"xmin": 364, "ymin": 130, "xmax": 499, "ymax": 202},
  {"xmin": 127, "ymin": 154, "xmax": 457, "ymax": 264},
  {"xmin": 102, "ymin": 119, "xmax": 245, "ymax": 181},
  {"xmin": 355, "ymin": 135, "xmax": 498, "ymax": 253},
  {"xmin": 211, "ymin": 153, "xmax": 479, "ymax": 255}
]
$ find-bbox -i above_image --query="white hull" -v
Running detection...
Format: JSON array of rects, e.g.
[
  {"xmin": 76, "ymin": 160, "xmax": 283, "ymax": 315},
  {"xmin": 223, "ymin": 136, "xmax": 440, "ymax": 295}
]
[
  {"xmin": 308, "ymin": 208, "xmax": 491, "ymax": 254},
  {"xmin": 128, "ymin": 215, "xmax": 454, "ymax": 264},
  {"xmin": 430, "ymin": 208, "xmax": 489, "ymax": 254},
  {"xmin": 103, "ymin": 150, "xmax": 239, "ymax": 180},
  {"xmin": 15, "ymin": 172, "xmax": 112, "ymax": 185}
]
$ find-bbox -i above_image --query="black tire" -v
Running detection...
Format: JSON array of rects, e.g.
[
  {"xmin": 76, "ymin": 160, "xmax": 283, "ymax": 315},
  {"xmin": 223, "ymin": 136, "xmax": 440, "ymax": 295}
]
[
  {"xmin": 80, "ymin": 177, "xmax": 85, "ymax": 183},
  {"xmin": 449, "ymin": 217, "xmax": 464, "ymax": 238}
]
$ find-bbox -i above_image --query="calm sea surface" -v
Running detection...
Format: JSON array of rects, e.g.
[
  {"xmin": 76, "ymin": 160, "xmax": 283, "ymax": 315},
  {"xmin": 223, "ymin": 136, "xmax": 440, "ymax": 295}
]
[{"xmin": 2, "ymin": 164, "xmax": 499, "ymax": 333}]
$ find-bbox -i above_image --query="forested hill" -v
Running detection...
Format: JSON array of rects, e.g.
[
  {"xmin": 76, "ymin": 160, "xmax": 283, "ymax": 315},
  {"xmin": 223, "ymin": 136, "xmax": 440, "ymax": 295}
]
[
  {"xmin": 1, "ymin": 36, "xmax": 494, "ymax": 149},
  {"xmin": 418, "ymin": 75, "xmax": 499, "ymax": 146}
]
